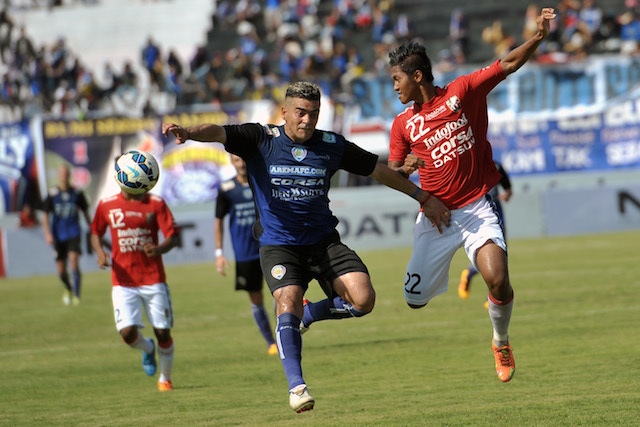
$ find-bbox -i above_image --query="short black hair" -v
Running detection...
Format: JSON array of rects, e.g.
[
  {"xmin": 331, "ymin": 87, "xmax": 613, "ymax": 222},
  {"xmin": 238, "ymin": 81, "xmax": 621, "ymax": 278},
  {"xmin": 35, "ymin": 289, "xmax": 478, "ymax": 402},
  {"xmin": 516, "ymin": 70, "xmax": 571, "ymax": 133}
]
[
  {"xmin": 388, "ymin": 41, "xmax": 434, "ymax": 83},
  {"xmin": 285, "ymin": 81, "xmax": 321, "ymax": 102}
]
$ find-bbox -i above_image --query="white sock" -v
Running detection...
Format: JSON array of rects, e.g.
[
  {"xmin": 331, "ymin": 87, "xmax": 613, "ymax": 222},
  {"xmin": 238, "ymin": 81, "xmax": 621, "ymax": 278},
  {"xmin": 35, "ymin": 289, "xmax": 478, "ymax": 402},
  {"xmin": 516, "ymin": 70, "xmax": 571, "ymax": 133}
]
[
  {"xmin": 130, "ymin": 332, "xmax": 154, "ymax": 354},
  {"xmin": 488, "ymin": 294, "xmax": 513, "ymax": 347},
  {"xmin": 158, "ymin": 340, "xmax": 174, "ymax": 382}
]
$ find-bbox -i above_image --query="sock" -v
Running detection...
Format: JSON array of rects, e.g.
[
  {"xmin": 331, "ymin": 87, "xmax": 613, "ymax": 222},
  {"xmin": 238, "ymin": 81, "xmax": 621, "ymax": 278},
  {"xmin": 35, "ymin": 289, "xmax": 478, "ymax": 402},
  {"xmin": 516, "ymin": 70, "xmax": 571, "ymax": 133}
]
[
  {"xmin": 275, "ymin": 313, "xmax": 304, "ymax": 390},
  {"xmin": 60, "ymin": 272, "xmax": 72, "ymax": 291},
  {"xmin": 302, "ymin": 296, "xmax": 367, "ymax": 327},
  {"xmin": 126, "ymin": 331, "xmax": 154, "ymax": 354},
  {"xmin": 488, "ymin": 291, "xmax": 514, "ymax": 347},
  {"xmin": 251, "ymin": 303, "xmax": 275, "ymax": 345},
  {"xmin": 157, "ymin": 338, "xmax": 174, "ymax": 382},
  {"xmin": 467, "ymin": 265, "xmax": 478, "ymax": 280},
  {"xmin": 72, "ymin": 270, "xmax": 81, "ymax": 298}
]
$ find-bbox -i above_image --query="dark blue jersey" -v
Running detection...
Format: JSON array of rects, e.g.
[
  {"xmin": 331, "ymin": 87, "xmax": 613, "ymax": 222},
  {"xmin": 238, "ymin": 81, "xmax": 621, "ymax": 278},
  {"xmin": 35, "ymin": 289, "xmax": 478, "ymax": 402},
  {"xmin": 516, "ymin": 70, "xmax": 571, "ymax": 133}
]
[
  {"xmin": 43, "ymin": 187, "xmax": 89, "ymax": 242},
  {"xmin": 223, "ymin": 123, "xmax": 378, "ymax": 246},
  {"xmin": 215, "ymin": 177, "xmax": 260, "ymax": 262}
]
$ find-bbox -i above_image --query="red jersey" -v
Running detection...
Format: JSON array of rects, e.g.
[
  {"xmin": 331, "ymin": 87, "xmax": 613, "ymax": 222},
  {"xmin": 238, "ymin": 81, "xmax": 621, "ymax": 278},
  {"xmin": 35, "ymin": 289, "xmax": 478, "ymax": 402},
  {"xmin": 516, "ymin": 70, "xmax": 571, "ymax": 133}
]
[
  {"xmin": 389, "ymin": 60, "xmax": 505, "ymax": 209},
  {"xmin": 91, "ymin": 193, "xmax": 179, "ymax": 287}
]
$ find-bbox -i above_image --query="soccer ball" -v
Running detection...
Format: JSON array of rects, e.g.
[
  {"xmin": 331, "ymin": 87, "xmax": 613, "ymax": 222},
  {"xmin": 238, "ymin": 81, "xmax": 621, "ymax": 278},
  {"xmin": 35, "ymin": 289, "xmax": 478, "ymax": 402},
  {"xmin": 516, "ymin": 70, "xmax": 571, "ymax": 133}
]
[{"xmin": 114, "ymin": 150, "xmax": 159, "ymax": 194}]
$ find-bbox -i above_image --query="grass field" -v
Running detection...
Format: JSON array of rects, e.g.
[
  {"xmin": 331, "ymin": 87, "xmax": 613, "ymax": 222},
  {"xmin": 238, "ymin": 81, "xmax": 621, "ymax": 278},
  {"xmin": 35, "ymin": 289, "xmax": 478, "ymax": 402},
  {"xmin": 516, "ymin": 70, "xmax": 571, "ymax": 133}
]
[{"xmin": 2, "ymin": 231, "xmax": 639, "ymax": 426}]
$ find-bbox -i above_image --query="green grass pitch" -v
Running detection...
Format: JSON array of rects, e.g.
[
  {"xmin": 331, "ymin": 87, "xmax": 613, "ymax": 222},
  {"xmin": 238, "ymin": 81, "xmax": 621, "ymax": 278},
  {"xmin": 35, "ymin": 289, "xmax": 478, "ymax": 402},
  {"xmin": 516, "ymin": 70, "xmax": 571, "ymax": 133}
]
[{"xmin": 1, "ymin": 231, "xmax": 639, "ymax": 426}]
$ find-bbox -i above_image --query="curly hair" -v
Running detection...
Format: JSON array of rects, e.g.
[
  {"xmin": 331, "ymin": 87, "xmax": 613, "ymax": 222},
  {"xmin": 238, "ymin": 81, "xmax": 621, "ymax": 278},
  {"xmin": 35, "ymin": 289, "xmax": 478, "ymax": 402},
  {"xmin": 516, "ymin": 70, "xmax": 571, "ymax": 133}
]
[
  {"xmin": 285, "ymin": 81, "xmax": 321, "ymax": 102},
  {"xmin": 388, "ymin": 41, "xmax": 434, "ymax": 83}
]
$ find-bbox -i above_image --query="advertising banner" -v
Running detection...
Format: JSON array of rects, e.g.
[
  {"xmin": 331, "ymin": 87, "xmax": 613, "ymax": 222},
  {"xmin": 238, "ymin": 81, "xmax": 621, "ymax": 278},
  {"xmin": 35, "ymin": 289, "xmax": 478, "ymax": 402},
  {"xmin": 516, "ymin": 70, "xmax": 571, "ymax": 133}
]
[
  {"xmin": 0, "ymin": 120, "xmax": 37, "ymax": 213},
  {"xmin": 488, "ymin": 93, "xmax": 640, "ymax": 176},
  {"xmin": 40, "ymin": 117, "xmax": 160, "ymax": 206}
]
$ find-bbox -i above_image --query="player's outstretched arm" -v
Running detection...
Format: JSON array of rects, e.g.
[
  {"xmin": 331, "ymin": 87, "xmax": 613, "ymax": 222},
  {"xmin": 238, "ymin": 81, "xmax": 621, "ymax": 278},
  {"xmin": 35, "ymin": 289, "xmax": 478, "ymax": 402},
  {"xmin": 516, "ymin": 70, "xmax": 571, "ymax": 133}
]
[
  {"xmin": 162, "ymin": 123, "xmax": 228, "ymax": 145},
  {"xmin": 369, "ymin": 162, "xmax": 450, "ymax": 233},
  {"xmin": 500, "ymin": 7, "xmax": 556, "ymax": 76}
]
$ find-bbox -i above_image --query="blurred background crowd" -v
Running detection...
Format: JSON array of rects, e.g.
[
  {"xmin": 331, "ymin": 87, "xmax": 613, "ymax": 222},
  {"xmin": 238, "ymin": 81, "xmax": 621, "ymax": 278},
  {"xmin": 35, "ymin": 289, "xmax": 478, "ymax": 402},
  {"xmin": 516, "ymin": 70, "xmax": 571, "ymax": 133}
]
[{"xmin": 0, "ymin": 0, "xmax": 637, "ymax": 124}]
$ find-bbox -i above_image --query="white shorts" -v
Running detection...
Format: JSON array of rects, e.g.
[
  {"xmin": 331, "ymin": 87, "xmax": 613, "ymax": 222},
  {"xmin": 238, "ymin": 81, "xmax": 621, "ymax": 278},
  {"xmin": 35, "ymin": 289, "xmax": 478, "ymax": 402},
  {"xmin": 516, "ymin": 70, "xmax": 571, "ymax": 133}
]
[
  {"xmin": 404, "ymin": 196, "xmax": 507, "ymax": 306},
  {"xmin": 112, "ymin": 283, "xmax": 174, "ymax": 331}
]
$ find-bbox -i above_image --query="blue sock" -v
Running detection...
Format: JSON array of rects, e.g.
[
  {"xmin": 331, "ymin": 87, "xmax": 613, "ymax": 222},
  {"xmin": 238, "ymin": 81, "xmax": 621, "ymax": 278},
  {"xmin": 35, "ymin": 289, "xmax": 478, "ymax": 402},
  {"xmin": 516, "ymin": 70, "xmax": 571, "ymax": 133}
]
[
  {"xmin": 275, "ymin": 313, "xmax": 304, "ymax": 390},
  {"xmin": 72, "ymin": 270, "xmax": 81, "ymax": 297},
  {"xmin": 251, "ymin": 303, "xmax": 275, "ymax": 345},
  {"xmin": 302, "ymin": 296, "xmax": 367, "ymax": 327},
  {"xmin": 467, "ymin": 265, "xmax": 478, "ymax": 281}
]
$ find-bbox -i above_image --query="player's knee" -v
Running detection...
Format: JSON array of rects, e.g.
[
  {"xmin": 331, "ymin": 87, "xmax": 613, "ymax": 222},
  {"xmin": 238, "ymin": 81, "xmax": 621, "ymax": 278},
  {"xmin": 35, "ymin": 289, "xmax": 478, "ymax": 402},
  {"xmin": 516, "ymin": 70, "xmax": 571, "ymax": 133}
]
[
  {"xmin": 485, "ymin": 273, "xmax": 508, "ymax": 294},
  {"xmin": 154, "ymin": 329, "xmax": 171, "ymax": 343},
  {"xmin": 120, "ymin": 326, "xmax": 137, "ymax": 344},
  {"xmin": 353, "ymin": 290, "xmax": 375, "ymax": 314}
]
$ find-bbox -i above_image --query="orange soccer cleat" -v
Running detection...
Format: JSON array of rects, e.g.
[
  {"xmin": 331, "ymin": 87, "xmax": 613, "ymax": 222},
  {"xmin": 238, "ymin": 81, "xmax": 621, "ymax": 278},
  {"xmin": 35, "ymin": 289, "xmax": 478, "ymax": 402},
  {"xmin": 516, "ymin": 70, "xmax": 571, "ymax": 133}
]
[
  {"xmin": 158, "ymin": 380, "xmax": 173, "ymax": 391},
  {"xmin": 458, "ymin": 269, "xmax": 471, "ymax": 299},
  {"xmin": 268, "ymin": 343, "xmax": 278, "ymax": 355},
  {"xmin": 492, "ymin": 342, "xmax": 516, "ymax": 382}
]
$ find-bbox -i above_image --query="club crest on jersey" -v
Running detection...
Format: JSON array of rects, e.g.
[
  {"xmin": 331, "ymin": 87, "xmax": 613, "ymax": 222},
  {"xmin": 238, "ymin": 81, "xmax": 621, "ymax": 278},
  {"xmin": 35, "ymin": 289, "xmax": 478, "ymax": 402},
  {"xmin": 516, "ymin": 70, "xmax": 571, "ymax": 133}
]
[
  {"xmin": 322, "ymin": 132, "xmax": 336, "ymax": 143},
  {"xmin": 446, "ymin": 95, "xmax": 461, "ymax": 113},
  {"xmin": 291, "ymin": 147, "xmax": 308, "ymax": 162},
  {"xmin": 265, "ymin": 126, "xmax": 280, "ymax": 138},
  {"xmin": 271, "ymin": 264, "xmax": 286, "ymax": 280},
  {"xmin": 243, "ymin": 188, "xmax": 253, "ymax": 199}
]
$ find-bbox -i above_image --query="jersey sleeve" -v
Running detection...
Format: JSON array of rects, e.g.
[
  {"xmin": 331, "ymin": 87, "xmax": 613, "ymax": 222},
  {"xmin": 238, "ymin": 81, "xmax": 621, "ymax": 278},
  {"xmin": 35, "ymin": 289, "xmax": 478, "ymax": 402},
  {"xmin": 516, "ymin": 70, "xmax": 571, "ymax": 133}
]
[
  {"xmin": 496, "ymin": 162, "xmax": 512, "ymax": 191},
  {"xmin": 42, "ymin": 195, "xmax": 53, "ymax": 213},
  {"xmin": 388, "ymin": 117, "xmax": 411, "ymax": 163},
  {"xmin": 463, "ymin": 60, "xmax": 506, "ymax": 98},
  {"xmin": 223, "ymin": 123, "xmax": 264, "ymax": 159},
  {"xmin": 339, "ymin": 140, "xmax": 378, "ymax": 176},
  {"xmin": 215, "ymin": 190, "xmax": 230, "ymax": 219},
  {"xmin": 77, "ymin": 190, "xmax": 89, "ymax": 212}
]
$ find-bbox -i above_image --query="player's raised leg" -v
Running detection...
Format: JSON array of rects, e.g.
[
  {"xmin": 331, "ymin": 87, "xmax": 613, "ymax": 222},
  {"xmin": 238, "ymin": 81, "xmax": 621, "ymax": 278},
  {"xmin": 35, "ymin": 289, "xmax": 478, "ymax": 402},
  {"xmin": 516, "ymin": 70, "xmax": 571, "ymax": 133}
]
[{"xmin": 301, "ymin": 271, "xmax": 374, "ymax": 330}]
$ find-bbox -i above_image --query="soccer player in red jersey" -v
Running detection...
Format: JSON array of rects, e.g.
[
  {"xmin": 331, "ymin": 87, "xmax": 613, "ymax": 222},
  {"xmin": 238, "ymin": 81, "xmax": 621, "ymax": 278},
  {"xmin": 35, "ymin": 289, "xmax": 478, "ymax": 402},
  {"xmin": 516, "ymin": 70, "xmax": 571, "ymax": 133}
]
[
  {"xmin": 387, "ymin": 8, "xmax": 557, "ymax": 383},
  {"xmin": 90, "ymin": 154, "xmax": 180, "ymax": 391}
]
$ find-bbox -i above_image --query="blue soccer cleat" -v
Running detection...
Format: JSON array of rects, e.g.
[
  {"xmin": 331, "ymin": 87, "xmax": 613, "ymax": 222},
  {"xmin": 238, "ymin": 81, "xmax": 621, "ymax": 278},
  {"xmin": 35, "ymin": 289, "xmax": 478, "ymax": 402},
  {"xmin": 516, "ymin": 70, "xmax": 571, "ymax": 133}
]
[{"xmin": 142, "ymin": 338, "xmax": 157, "ymax": 376}]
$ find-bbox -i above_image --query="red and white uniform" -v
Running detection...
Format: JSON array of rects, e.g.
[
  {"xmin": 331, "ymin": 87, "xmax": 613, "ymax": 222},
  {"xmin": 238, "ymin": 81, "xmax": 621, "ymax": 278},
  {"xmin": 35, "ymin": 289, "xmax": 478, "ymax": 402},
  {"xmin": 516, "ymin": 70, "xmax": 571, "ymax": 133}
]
[
  {"xmin": 91, "ymin": 193, "xmax": 179, "ymax": 287},
  {"xmin": 390, "ymin": 61, "xmax": 508, "ymax": 306},
  {"xmin": 389, "ymin": 60, "xmax": 505, "ymax": 209}
]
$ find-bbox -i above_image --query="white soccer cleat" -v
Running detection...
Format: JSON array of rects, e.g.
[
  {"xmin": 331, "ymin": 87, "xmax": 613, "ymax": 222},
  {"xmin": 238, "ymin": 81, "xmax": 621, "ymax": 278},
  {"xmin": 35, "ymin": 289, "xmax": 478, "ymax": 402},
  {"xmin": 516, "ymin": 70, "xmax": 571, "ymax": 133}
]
[
  {"xmin": 289, "ymin": 384, "xmax": 314, "ymax": 413},
  {"xmin": 62, "ymin": 290, "xmax": 71, "ymax": 306}
]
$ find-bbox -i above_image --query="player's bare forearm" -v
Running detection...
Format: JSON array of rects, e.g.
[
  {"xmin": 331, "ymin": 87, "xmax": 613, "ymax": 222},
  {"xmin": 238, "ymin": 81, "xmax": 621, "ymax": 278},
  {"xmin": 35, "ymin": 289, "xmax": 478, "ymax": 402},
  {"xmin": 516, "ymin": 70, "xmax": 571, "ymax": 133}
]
[
  {"xmin": 162, "ymin": 123, "xmax": 227, "ymax": 145},
  {"xmin": 389, "ymin": 154, "xmax": 425, "ymax": 177},
  {"xmin": 374, "ymin": 162, "xmax": 451, "ymax": 233},
  {"xmin": 90, "ymin": 234, "xmax": 110, "ymax": 268},
  {"xmin": 500, "ymin": 7, "xmax": 556, "ymax": 76},
  {"xmin": 388, "ymin": 160, "xmax": 408, "ymax": 177},
  {"xmin": 146, "ymin": 234, "xmax": 179, "ymax": 257},
  {"xmin": 370, "ymin": 162, "xmax": 428, "ymax": 202}
]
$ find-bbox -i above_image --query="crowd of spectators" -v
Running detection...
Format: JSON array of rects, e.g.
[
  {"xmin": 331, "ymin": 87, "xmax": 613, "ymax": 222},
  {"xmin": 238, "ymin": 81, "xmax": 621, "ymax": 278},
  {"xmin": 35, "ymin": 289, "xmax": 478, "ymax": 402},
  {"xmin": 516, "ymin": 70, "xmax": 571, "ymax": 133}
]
[
  {"xmin": 480, "ymin": 1, "xmax": 639, "ymax": 64},
  {"xmin": 0, "ymin": 0, "xmax": 638, "ymax": 124}
]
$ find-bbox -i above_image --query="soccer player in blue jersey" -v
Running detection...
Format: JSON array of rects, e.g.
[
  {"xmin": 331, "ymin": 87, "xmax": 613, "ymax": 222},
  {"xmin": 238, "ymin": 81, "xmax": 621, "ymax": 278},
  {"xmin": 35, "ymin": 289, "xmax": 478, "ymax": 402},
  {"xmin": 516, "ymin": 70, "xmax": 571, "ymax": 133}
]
[
  {"xmin": 215, "ymin": 154, "xmax": 278, "ymax": 356},
  {"xmin": 42, "ymin": 164, "xmax": 92, "ymax": 305},
  {"xmin": 162, "ymin": 81, "xmax": 443, "ymax": 413}
]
